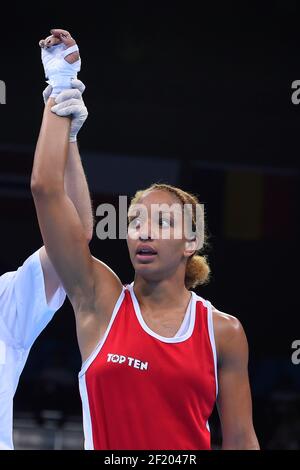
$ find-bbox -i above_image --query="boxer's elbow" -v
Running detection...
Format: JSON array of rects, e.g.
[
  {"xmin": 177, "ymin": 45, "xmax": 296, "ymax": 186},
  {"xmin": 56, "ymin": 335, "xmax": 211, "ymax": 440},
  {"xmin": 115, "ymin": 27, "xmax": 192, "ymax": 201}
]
[{"xmin": 31, "ymin": 168, "xmax": 63, "ymax": 199}]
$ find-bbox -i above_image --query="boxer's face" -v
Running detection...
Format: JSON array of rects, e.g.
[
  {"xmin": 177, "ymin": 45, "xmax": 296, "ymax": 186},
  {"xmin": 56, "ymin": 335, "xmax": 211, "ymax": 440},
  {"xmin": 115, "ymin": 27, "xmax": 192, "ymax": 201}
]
[{"xmin": 127, "ymin": 190, "xmax": 197, "ymax": 282}]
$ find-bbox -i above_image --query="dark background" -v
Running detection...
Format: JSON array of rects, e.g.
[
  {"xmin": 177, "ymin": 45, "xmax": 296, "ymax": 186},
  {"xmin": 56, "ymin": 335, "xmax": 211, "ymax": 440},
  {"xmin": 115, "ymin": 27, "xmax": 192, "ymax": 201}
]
[
  {"xmin": 1, "ymin": 1, "xmax": 300, "ymax": 167},
  {"xmin": 0, "ymin": 1, "xmax": 299, "ymax": 449}
]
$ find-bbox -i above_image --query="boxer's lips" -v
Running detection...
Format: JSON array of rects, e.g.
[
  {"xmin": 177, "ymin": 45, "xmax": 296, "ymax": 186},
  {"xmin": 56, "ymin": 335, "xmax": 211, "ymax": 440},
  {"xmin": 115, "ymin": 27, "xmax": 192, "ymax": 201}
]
[{"xmin": 136, "ymin": 245, "xmax": 157, "ymax": 262}]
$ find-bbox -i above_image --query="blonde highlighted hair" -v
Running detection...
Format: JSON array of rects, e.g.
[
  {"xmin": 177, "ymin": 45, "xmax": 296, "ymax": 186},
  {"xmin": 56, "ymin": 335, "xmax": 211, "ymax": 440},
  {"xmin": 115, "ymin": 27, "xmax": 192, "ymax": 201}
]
[{"xmin": 129, "ymin": 183, "xmax": 210, "ymax": 289}]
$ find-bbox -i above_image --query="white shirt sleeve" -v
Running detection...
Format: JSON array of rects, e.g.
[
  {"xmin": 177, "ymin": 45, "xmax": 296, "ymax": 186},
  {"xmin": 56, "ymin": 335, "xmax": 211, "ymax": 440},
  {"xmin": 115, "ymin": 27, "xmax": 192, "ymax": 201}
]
[{"xmin": 0, "ymin": 249, "xmax": 66, "ymax": 349}]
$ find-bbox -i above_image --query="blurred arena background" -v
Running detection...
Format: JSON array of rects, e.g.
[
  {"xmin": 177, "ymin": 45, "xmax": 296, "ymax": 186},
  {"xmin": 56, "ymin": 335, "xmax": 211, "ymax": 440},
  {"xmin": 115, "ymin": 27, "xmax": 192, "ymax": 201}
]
[{"xmin": 0, "ymin": 2, "xmax": 299, "ymax": 449}]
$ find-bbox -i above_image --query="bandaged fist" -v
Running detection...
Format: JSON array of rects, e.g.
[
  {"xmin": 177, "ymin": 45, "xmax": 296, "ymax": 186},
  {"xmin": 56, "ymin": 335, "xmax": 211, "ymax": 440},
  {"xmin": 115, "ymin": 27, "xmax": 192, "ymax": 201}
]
[
  {"xmin": 39, "ymin": 29, "xmax": 81, "ymax": 97},
  {"xmin": 43, "ymin": 79, "xmax": 88, "ymax": 142}
]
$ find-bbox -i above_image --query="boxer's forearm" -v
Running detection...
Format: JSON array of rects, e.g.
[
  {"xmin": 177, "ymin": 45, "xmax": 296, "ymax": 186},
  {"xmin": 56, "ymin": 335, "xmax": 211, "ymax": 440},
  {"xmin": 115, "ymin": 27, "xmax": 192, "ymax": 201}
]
[
  {"xmin": 37, "ymin": 143, "xmax": 93, "ymax": 304},
  {"xmin": 32, "ymin": 98, "xmax": 70, "ymax": 193},
  {"xmin": 65, "ymin": 142, "xmax": 94, "ymax": 241}
]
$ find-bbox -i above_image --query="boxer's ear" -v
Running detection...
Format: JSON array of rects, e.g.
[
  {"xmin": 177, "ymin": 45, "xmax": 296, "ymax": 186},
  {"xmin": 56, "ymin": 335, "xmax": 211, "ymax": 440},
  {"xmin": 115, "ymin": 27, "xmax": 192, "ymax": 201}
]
[{"xmin": 184, "ymin": 237, "xmax": 198, "ymax": 257}]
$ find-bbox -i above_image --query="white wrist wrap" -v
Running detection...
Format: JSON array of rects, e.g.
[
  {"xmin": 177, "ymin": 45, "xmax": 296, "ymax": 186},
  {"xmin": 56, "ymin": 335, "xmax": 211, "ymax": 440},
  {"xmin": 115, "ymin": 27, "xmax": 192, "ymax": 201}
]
[{"xmin": 41, "ymin": 44, "xmax": 81, "ymax": 97}]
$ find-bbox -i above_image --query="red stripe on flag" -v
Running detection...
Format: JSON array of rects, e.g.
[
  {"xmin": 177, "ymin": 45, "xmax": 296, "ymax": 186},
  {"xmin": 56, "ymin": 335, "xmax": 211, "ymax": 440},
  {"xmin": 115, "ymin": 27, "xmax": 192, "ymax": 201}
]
[{"xmin": 262, "ymin": 174, "xmax": 298, "ymax": 240}]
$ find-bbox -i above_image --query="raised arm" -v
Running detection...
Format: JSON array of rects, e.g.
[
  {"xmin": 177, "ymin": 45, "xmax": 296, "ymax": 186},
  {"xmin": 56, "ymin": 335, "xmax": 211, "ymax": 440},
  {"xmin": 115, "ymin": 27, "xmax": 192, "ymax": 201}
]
[
  {"xmin": 31, "ymin": 30, "xmax": 123, "ymax": 360},
  {"xmin": 39, "ymin": 138, "xmax": 94, "ymax": 303},
  {"xmin": 31, "ymin": 97, "xmax": 94, "ymax": 303},
  {"xmin": 213, "ymin": 309, "xmax": 260, "ymax": 449}
]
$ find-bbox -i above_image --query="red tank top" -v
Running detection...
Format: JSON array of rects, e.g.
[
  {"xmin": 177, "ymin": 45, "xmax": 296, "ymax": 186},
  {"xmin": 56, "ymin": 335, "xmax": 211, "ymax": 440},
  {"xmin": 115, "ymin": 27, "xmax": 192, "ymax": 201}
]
[{"xmin": 79, "ymin": 284, "xmax": 218, "ymax": 450}]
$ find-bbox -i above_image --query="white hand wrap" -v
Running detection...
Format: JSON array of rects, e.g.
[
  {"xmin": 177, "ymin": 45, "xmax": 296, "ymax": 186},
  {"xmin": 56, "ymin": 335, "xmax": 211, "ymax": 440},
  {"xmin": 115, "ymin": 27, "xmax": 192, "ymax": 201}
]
[{"xmin": 41, "ymin": 44, "xmax": 81, "ymax": 97}]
